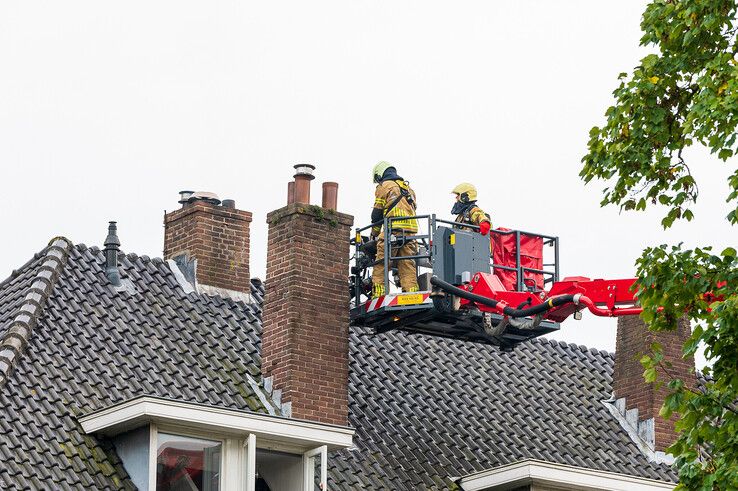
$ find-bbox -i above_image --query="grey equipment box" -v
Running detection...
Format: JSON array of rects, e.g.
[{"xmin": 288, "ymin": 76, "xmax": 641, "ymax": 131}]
[{"xmin": 432, "ymin": 226, "xmax": 490, "ymax": 284}]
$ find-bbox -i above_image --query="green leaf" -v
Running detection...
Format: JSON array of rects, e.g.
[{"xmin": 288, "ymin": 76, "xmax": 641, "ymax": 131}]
[
  {"xmin": 581, "ymin": 1, "xmax": 738, "ymax": 486},
  {"xmin": 683, "ymin": 336, "xmax": 701, "ymax": 356},
  {"xmin": 644, "ymin": 367, "xmax": 658, "ymax": 383}
]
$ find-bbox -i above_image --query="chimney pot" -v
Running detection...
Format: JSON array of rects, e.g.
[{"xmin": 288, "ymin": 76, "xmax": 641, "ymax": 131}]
[
  {"xmin": 293, "ymin": 164, "xmax": 316, "ymax": 205},
  {"xmin": 287, "ymin": 181, "xmax": 296, "ymax": 205},
  {"xmin": 322, "ymin": 182, "xmax": 339, "ymax": 210},
  {"xmin": 222, "ymin": 199, "xmax": 236, "ymax": 209}
]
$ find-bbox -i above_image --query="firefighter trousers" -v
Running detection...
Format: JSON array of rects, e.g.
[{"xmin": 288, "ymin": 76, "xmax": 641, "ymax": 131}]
[{"xmin": 372, "ymin": 237, "xmax": 419, "ymax": 294}]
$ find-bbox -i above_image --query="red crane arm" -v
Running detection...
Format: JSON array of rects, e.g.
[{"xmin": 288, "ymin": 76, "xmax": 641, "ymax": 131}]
[{"xmin": 461, "ymin": 273, "xmax": 642, "ymax": 323}]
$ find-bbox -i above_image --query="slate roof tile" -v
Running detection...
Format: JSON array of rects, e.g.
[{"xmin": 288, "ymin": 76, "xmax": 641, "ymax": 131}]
[
  {"xmin": 0, "ymin": 241, "xmax": 277, "ymax": 489},
  {"xmin": 1, "ymin": 239, "xmax": 679, "ymax": 489},
  {"xmin": 327, "ymin": 329, "xmax": 678, "ymax": 489}
]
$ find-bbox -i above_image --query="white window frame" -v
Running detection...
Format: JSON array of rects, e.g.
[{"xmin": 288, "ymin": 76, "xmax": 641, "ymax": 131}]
[
  {"xmin": 80, "ymin": 397, "xmax": 354, "ymax": 491},
  {"xmin": 244, "ymin": 433, "xmax": 256, "ymax": 491},
  {"xmin": 147, "ymin": 424, "xmax": 332, "ymax": 491},
  {"xmin": 149, "ymin": 424, "xmax": 228, "ymax": 491},
  {"xmin": 303, "ymin": 445, "xmax": 328, "ymax": 491}
]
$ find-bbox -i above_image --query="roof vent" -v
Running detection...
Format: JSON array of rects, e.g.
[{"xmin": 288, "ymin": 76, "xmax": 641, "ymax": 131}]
[{"xmin": 103, "ymin": 221, "xmax": 122, "ymax": 286}]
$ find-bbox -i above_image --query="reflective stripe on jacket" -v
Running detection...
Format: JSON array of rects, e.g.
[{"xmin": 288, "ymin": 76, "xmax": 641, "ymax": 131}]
[
  {"xmin": 372, "ymin": 180, "xmax": 418, "ymax": 234},
  {"xmin": 455, "ymin": 205, "xmax": 491, "ymax": 227}
]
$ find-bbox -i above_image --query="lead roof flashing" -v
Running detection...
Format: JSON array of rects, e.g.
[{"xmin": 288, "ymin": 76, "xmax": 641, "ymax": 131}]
[
  {"xmin": 167, "ymin": 258, "xmax": 254, "ymax": 304},
  {"xmin": 0, "ymin": 237, "xmax": 71, "ymax": 389},
  {"xmin": 603, "ymin": 397, "xmax": 676, "ymax": 466}
]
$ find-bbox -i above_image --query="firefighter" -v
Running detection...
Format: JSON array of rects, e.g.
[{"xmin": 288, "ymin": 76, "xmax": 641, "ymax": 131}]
[
  {"xmin": 370, "ymin": 161, "xmax": 419, "ymax": 297},
  {"xmin": 451, "ymin": 183, "xmax": 491, "ymax": 235}
]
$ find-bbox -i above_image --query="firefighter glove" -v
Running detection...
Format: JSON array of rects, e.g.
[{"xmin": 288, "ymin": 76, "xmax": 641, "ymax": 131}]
[{"xmin": 479, "ymin": 221, "xmax": 491, "ymax": 236}]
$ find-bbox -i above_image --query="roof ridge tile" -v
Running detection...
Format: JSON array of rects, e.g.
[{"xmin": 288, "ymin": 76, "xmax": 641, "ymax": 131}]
[
  {"xmin": 0, "ymin": 237, "xmax": 72, "ymax": 389},
  {"xmin": 0, "ymin": 252, "xmax": 44, "ymax": 288}
]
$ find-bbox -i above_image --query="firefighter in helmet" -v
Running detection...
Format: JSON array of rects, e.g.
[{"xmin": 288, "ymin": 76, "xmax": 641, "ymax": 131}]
[
  {"xmin": 451, "ymin": 183, "xmax": 491, "ymax": 235},
  {"xmin": 370, "ymin": 161, "xmax": 419, "ymax": 298}
]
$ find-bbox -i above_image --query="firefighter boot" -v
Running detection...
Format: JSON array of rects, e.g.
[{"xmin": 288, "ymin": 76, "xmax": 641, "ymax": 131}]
[{"xmin": 372, "ymin": 283, "xmax": 385, "ymax": 298}]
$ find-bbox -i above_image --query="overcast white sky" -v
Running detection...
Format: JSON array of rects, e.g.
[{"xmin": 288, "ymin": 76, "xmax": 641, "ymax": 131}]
[{"xmin": 1, "ymin": 1, "xmax": 734, "ymax": 353}]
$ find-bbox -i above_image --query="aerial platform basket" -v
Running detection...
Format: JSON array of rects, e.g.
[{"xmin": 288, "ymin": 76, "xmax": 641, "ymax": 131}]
[
  {"xmin": 350, "ymin": 290, "xmax": 561, "ymax": 350},
  {"xmin": 349, "ymin": 214, "xmax": 563, "ymax": 350}
]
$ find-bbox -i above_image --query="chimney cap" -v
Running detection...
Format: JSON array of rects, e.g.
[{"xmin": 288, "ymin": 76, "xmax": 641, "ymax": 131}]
[
  {"xmin": 178, "ymin": 190, "xmax": 195, "ymax": 204},
  {"xmin": 293, "ymin": 164, "xmax": 316, "ymax": 180},
  {"xmin": 188, "ymin": 191, "xmax": 221, "ymax": 206}
]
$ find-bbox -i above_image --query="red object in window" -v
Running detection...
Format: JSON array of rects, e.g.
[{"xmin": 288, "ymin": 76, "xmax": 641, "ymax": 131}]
[
  {"xmin": 491, "ymin": 228, "xmax": 544, "ymax": 291},
  {"xmin": 158, "ymin": 447, "xmax": 204, "ymax": 490}
]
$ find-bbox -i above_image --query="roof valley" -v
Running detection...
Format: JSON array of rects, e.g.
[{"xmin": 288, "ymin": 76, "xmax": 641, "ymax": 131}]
[{"xmin": 0, "ymin": 237, "xmax": 72, "ymax": 388}]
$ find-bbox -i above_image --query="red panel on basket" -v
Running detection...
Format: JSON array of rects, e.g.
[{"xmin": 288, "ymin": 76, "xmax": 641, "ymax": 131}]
[{"xmin": 491, "ymin": 228, "xmax": 544, "ymax": 291}]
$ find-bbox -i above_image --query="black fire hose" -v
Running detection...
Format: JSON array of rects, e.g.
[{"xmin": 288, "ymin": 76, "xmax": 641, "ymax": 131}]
[{"xmin": 430, "ymin": 276, "xmax": 576, "ymax": 318}]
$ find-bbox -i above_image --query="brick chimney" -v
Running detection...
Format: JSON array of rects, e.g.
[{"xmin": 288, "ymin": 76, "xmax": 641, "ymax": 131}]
[
  {"xmin": 613, "ymin": 316, "xmax": 694, "ymax": 452},
  {"xmin": 262, "ymin": 165, "xmax": 353, "ymax": 425},
  {"xmin": 164, "ymin": 191, "xmax": 252, "ymax": 295}
]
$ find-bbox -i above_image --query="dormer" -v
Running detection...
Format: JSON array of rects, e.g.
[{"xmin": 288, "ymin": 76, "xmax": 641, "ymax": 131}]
[{"xmin": 80, "ymin": 396, "xmax": 353, "ymax": 490}]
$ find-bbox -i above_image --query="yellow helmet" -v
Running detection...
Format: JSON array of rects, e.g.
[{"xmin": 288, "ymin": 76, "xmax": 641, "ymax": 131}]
[
  {"xmin": 372, "ymin": 161, "xmax": 393, "ymax": 183},
  {"xmin": 451, "ymin": 182, "xmax": 477, "ymax": 201}
]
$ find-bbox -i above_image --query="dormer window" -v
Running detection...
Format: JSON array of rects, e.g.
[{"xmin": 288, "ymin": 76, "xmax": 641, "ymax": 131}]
[{"xmin": 79, "ymin": 396, "xmax": 353, "ymax": 491}]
